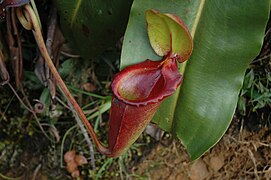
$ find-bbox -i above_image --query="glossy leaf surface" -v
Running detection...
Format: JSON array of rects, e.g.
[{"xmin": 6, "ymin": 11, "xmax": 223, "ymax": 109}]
[
  {"xmin": 146, "ymin": 10, "xmax": 193, "ymax": 62},
  {"xmin": 109, "ymin": 55, "xmax": 187, "ymax": 157},
  {"xmin": 108, "ymin": 96, "xmax": 161, "ymax": 157},
  {"xmin": 52, "ymin": 0, "xmax": 133, "ymax": 59},
  {"xmin": 112, "ymin": 58, "xmax": 182, "ymax": 106},
  {"xmin": 145, "ymin": 10, "xmax": 170, "ymax": 56},
  {"xmin": 121, "ymin": 0, "xmax": 270, "ymax": 160}
]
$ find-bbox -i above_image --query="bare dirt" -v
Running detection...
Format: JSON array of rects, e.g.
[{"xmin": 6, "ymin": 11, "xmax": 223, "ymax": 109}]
[{"xmin": 134, "ymin": 119, "xmax": 271, "ymax": 179}]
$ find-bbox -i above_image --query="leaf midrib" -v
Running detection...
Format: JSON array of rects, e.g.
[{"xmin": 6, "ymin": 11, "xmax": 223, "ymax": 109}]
[
  {"xmin": 171, "ymin": 0, "xmax": 206, "ymax": 129},
  {"xmin": 71, "ymin": 0, "xmax": 83, "ymax": 27},
  {"xmin": 181, "ymin": 0, "xmax": 206, "ymax": 74}
]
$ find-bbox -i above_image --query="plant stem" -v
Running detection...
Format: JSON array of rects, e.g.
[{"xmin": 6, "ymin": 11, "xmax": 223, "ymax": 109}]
[{"xmin": 18, "ymin": 4, "xmax": 110, "ymax": 155}]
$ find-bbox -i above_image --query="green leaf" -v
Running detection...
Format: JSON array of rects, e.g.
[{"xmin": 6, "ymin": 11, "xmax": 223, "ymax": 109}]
[
  {"xmin": 121, "ymin": 0, "xmax": 270, "ymax": 160},
  {"xmin": 145, "ymin": 9, "xmax": 193, "ymax": 62},
  {"xmin": 159, "ymin": 13, "xmax": 193, "ymax": 62},
  {"xmin": 145, "ymin": 10, "xmax": 171, "ymax": 56},
  {"xmin": 52, "ymin": 0, "xmax": 133, "ymax": 59}
]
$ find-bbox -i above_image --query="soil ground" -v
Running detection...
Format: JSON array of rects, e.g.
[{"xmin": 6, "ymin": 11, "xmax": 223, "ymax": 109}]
[{"xmin": 135, "ymin": 118, "xmax": 271, "ymax": 179}]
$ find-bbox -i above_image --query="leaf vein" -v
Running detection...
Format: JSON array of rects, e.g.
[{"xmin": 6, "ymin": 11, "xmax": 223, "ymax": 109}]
[
  {"xmin": 71, "ymin": 0, "xmax": 83, "ymax": 27},
  {"xmin": 172, "ymin": 0, "xmax": 206, "ymax": 131}
]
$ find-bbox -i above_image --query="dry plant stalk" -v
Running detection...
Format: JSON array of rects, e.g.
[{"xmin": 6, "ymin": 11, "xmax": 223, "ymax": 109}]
[{"xmin": 16, "ymin": 4, "xmax": 109, "ymax": 155}]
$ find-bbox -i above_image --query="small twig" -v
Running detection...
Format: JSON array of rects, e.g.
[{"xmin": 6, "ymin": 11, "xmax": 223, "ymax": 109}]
[
  {"xmin": 0, "ymin": 110, "xmax": 7, "ymax": 121},
  {"xmin": 18, "ymin": 84, "xmax": 50, "ymax": 139},
  {"xmin": 0, "ymin": 149, "xmax": 6, "ymax": 161},
  {"xmin": 11, "ymin": 8, "xmax": 23, "ymax": 87},
  {"xmin": 60, "ymin": 125, "xmax": 77, "ymax": 168},
  {"xmin": 45, "ymin": 6, "xmax": 62, "ymax": 99},
  {"xmin": 70, "ymin": 102, "xmax": 96, "ymax": 170},
  {"xmin": 0, "ymin": 172, "xmax": 22, "ymax": 180},
  {"xmin": 46, "ymin": 6, "xmax": 57, "ymax": 61},
  {"xmin": 7, "ymin": 83, "xmax": 33, "ymax": 112},
  {"xmin": 60, "ymin": 50, "xmax": 81, "ymax": 58},
  {"xmin": 238, "ymin": 118, "xmax": 244, "ymax": 141},
  {"xmin": 83, "ymin": 106, "xmax": 99, "ymax": 115},
  {"xmin": 31, "ymin": 164, "xmax": 42, "ymax": 180},
  {"xmin": 6, "ymin": 8, "xmax": 23, "ymax": 88},
  {"xmin": 172, "ymin": 141, "xmax": 181, "ymax": 159},
  {"xmin": 0, "ymin": 49, "xmax": 10, "ymax": 85},
  {"xmin": 251, "ymin": 54, "xmax": 271, "ymax": 64},
  {"xmin": 248, "ymin": 149, "xmax": 260, "ymax": 180},
  {"xmin": 118, "ymin": 157, "xmax": 124, "ymax": 180},
  {"xmin": 55, "ymin": 96, "xmax": 72, "ymax": 111},
  {"xmin": 39, "ymin": 123, "xmax": 60, "ymax": 143},
  {"xmin": 225, "ymin": 134, "xmax": 270, "ymax": 147}
]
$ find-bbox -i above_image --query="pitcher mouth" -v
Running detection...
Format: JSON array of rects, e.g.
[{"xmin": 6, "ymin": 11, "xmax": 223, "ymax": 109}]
[{"xmin": 111, "ymin": 58, "xmax": 182, "ymax": 107}]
